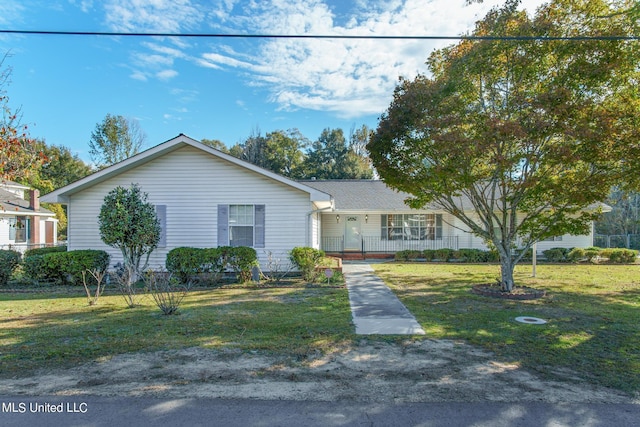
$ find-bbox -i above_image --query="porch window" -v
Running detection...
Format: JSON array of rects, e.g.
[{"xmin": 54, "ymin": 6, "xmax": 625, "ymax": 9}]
[
  {"xmin": 9, "ymin": 217, "xmax": 29, "ymax": 243},
  {"xmin": 381, "ymin": 214, "xmax": 442, "ymax": 240}
]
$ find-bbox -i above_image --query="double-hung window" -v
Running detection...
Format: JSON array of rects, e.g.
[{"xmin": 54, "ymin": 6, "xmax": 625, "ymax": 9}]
[
  {"xmin": 218, "ymin": 204, "xmax": 265, "ymax": 248},
  {"xmin": 229, "ymin": 205, "xmax": 255, "ymax": 247}
]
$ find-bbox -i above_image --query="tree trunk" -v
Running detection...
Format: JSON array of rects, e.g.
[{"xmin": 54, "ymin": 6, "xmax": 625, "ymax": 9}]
[{"xmin": 499, "ymin": 255, "xmax": 515, "ymax": 292}]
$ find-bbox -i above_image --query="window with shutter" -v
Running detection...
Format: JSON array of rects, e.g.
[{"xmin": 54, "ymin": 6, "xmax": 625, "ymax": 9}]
[{"xmin": 219, "ymin": 204, "xmax": 266, "ymax": 248}]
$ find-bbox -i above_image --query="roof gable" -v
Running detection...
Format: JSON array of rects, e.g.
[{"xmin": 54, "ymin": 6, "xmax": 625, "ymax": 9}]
[{"xmin": 41, "ymin": 134, "xmax": 332, "ymax": 204}]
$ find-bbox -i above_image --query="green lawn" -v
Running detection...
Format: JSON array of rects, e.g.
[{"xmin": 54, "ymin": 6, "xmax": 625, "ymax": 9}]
[
  {"xmin": 372, "ymin": 263, "xmax": 640, "ymax": 394},
  {"xmin": 2, "ymin": 263, "xmax": 639, "ymax": 396},
  {"xmin": 0, "ymin": 286, "xmax": 353, "ymax": 376}
]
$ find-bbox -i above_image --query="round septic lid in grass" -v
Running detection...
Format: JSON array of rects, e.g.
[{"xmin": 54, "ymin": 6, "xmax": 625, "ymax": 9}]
[{"xmin": 515, "ymin": 316, "xmax": 547, "ymax": 325}]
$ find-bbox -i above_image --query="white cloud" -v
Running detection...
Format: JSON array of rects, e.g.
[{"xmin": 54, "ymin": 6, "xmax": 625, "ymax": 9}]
[
  {"xmin": 103, "ymin": 0, "xmax": 204, "ymax": 33},
  {"xmin": 103, "ymin": 0, "xmax": 546, "ymax": 116},
  {"xmin": 130, "ymin": 70, "xmax": 148, "ymax": 81},
  {"xmin": 69, "ymin": 0, "xmax": 94, "ymax": 13},
  {"xmin": 196, "ymin": 0, "xmax": 546, "ymax": 118},
  {"xmin": 0, "ymin": 1, "xmax": 24, "ymax": 27},
  {"xmin": 156, "ymin": 69, "xmax": 178, "ymax": 80}
]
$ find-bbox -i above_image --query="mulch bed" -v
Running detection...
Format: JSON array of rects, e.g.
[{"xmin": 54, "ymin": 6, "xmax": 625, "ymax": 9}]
[{"xmin": 471, "ymin": 284, "xmax": 546, "ymax": 300}]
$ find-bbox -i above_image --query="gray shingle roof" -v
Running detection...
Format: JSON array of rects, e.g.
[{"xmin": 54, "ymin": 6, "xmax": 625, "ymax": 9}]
[
  {"xmin": 299, "ymin": 180, "xmax": 418, "ymax": 211},
  {"xmin": 0, "ymin": 187, "xmax": 55, "ymax": 216},
  {"xmin": 300, "ymin": 179, "xmax": 611, "ymax": 214}
]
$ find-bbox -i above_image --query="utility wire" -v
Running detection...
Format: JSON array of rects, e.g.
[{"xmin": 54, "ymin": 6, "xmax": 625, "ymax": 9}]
[{"xmin": 0, "ymin": 29, "xmax": 638, "ymax": 40}]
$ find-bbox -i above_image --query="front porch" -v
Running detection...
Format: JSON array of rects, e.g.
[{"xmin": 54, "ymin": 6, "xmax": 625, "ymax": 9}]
[{"xmin": 321, "ymin": 235, "xmax": 460, "ymax": 259}]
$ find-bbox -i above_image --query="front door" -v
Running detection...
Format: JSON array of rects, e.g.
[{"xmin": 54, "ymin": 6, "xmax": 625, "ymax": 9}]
[{"xmin": 344, "ymin": 215, "xmax": 362, "ymax": 251}]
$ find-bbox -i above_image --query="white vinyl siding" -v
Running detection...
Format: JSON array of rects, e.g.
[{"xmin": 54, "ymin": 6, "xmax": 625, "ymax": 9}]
[{"xmin": 65, "ymin": 145, "xmax": 310, "ymax": 269}]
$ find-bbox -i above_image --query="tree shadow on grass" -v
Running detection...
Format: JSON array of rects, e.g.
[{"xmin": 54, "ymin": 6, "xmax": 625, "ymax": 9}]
[
  {"xmin": 374, "ymin": 265, "xmax": 640, "ymax": 395},
  {"xmin": 0, "ymin": 288, "xmax": 354, "ymax": 378}
]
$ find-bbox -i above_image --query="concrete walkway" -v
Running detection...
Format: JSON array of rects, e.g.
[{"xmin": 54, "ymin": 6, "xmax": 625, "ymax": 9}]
[{"xmin": 342, "ymin": 262, "xmax": 425, "ymax": 335}]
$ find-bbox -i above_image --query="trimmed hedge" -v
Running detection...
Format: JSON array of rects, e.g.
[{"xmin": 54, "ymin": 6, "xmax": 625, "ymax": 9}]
[
  {"xmin": 166, "ymin": 247, "xmax": 225, "ymax": 284},
  {"xmin": 225, "ymin": 246, "xmax": 259, "ymax": 283},
  {"xmin": 568, "ymin": 247, "xmax": 638, "ymax": 264},
  {"xmin": 0, "ymin": 250, "xmax": 21, "ymax": 286},
  {"xmin": 23, "ymin": 250, "xmax": 110, "ymax": 285},
  {"xmin": 395, "ymin": 250, "xmax": 422, "ymax": 261},
  {"xmin": 23, "ymin": 245, "xmax": 67, "ymax": 258},
  {"xmin": 542, "ymin": 247, "xmax": 570, "ymax": 263},
  {"xmin": 600, "ymin": 248, "xmax": 638, "ymax": 263},
  {"xmin": 396, "ymin": 248, "xmax": 501, "ymax": 263},
  {"xmin": 455, "ymin": 248, "xmax": 489, "ymax": 262},
  {"xmin": 166, "ymin": 246, "xmax": 258, "ymax": 284}
]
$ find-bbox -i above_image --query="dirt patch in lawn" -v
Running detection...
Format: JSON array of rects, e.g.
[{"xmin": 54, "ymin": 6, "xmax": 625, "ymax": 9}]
[{"xmin": 0, "ymin": 339, "xmax": 636, "ymax": 403}]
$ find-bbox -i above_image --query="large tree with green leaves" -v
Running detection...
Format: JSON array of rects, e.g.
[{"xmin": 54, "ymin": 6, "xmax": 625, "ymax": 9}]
[
  {"xmin": 89, "ymin": 114, "xmax": 146, "ymax": 169},
  {"xmin": 305, "ymin": 128, "xmax": 373, "ymax": 179},
  {"xmin": 98, "ymin": 184, "xmax": 160, "ymax": 283},
  {"xmin": 369, "ymin": 0, "xmax": 640, "ymax": 291},
  {"xmin": 21, "ymin": 141, "xmax": 93, "ymax": 239}
]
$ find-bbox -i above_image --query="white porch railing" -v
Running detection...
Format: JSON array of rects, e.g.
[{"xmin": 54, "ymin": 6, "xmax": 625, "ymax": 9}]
[{"xmin": 322, "ymin": 235, "xmax": 459, "ymax": 254}]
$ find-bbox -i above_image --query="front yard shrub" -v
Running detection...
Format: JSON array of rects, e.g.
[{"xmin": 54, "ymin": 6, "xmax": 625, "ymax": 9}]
[
  {"xmin": 290, "ymin": 247, "xmax": 325, "ymax": 282},
  {"xmin": 81, "ymin": 268, "xmax": 107, "ymax": 306},
  {"xmin": 166, "ymin": 247, "xmax": 226, "ymax": 284},
  {"xmin": 65, "ymin": 250, "xmax": 111, "ymax": 284},
  {"xmin": 0, "ymin": 250, "xmax": 21, "ymax": 286},
  {"xmin": 23, "ymin": 250, "xmax": 110, "ymax": 285},
  {"xmin": 584, "ymin": 247, "xmax": 601, "ymax": 262},
  {"xmin": 433, "ymin": 248, "xmax": 454, "ymax": 262},
  {"xmin": 601, "ymin": 248, "xmax": 638, "ymax": 264},
  {"xmin": 144, "ymin": 269, "xmax": 190, "ymax": 315},
  {"xmin": 24, "ymin": 245, "xmax": 67, "ymax": 258},
  {"xmin": 22, "ymin": 255, "xmax": 47, "ymax": 283},
  {"xmin": 422, "ymin": 249, "xmax": 436, "ymax": 261},
  {"xmin": 226, "ymin": 246, "xmax": 258, "ymax": 283},
  {"xmin": 202, "ymin": 248, "xmax": 229, "ymax": 282},
  {"xmin": 543, "ymin": 247, "xmax": 570, "ymax": 263},
  {"xmin": 166, "ymin": 246, "xmax": 256, "ymax": 284},
  {"xmin": 24, "ymin": 253, "xmax": 67, "ymax": 284},
  {"xmin": 395, "ymin": 250, "xmax": 422, "ymax": 261},
  {"xmin": 261, "ymin": 250, "xmax": 293, "ymax": 283},
  {"xmin": 568, "ymin": 247, "xmax": 586, "ymax": 262},
  {"xmin": 165, "ymin": 247, "xmax": 202, "ymax": 283},
  {"xmin": 456, "ymin": 249, "xmax": 488, "ymax": 262}
]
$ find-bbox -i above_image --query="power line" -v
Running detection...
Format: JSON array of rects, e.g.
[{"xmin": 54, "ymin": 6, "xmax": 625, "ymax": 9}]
[{"xmin": 1, "ymin": 29, "xmax": 638, "ymax": 41}]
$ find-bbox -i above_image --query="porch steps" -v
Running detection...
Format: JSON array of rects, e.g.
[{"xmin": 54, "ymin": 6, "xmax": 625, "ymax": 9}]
[
  {"xmin": 338, "ymin": 252, "xmax": 366, "ymax": 261},
  {"xmin": 327, "ymin": 252, "xmax": 395, "ymax": 261}
]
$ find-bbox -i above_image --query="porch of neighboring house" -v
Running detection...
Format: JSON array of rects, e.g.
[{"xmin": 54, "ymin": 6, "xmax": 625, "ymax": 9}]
[{"xmin": 1, "ymin": 184, "xmax": 59, "ymax": 254}]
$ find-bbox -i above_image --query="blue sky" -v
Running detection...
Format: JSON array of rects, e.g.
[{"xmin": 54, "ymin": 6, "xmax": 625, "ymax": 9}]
[{"xmin": 1, "ymin": 0, "xmax": 545, "ymax": 163}]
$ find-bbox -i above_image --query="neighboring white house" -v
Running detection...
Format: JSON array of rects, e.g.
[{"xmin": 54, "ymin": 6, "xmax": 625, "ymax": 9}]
[
  {"xmin": 1, "ymin": 180, "xmax": 58, "ymax": 253},
  {"xmin": 41, "ymin": 134, "xmax": 603, "ymax": 269}
]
